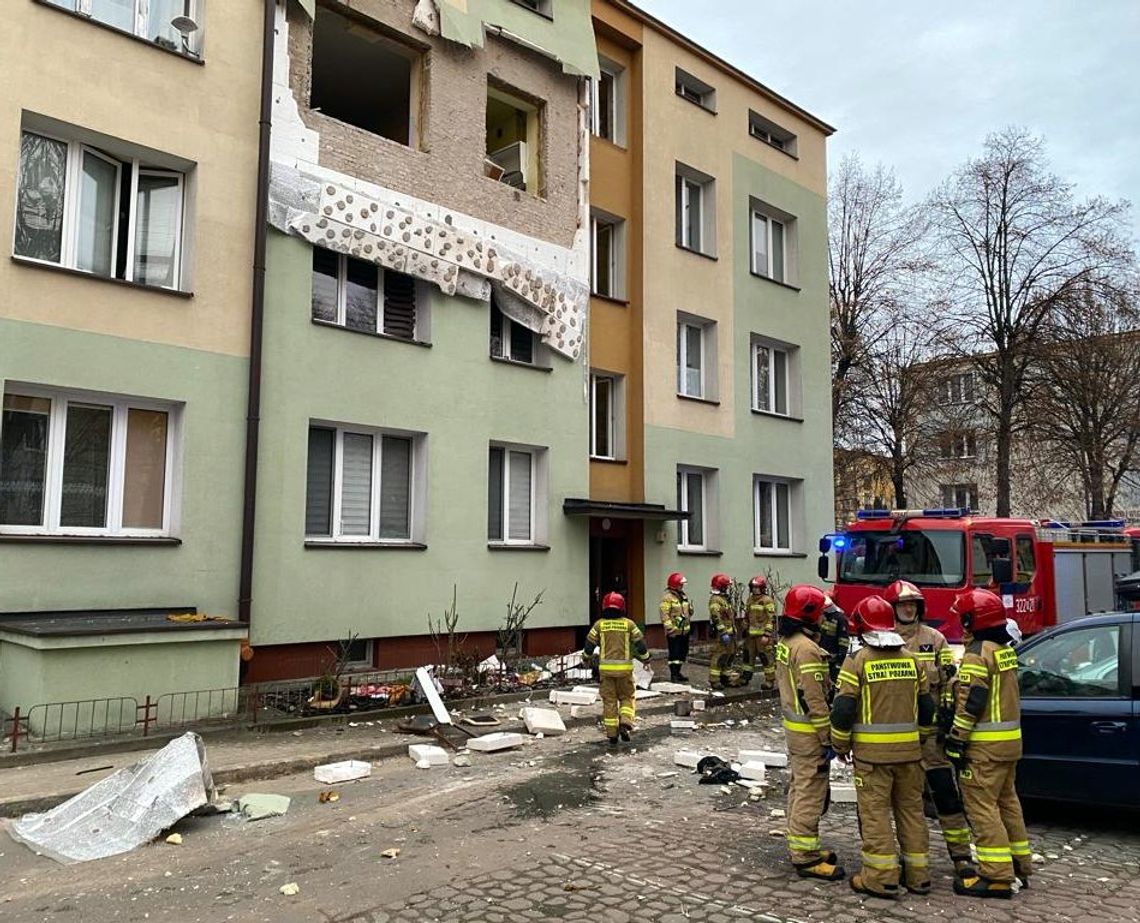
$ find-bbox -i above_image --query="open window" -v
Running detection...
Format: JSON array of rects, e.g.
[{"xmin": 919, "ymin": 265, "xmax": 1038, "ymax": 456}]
[
  {"xmin": 748, "ymin": 110, "xmax": 797, "ymax": 156},
  {"xmin": 675, "ymin": 163, "xmax": 716, "ymax": 256},
  {"xmin": 310, "ymin": 247, "xmax": 427, "ymax": 342},
  {"xmin": 46, "ymin": 0, "xmax": 205, "ymax": 58},
  {"xmin": 310, "ymin": 5, "xmax": 419, "ymax": 146},
  {"xmin": 485, "ymin": 82, "xmax": 542, "ymax": 194},
  {"xmin": 590, "ymin": 210, "xmax": 626, "ymax": 299},
  {"xmin": 589, "ymin": 57, "xmax": 626, "ymax": 145},
  {"xmin": 489, "ymin": 294, "xmax": 547, "ymax": 367}
]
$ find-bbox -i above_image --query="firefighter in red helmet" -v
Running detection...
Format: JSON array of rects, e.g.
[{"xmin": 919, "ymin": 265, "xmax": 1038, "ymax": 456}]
[
  {"xmin": 885, "ymin": 579, "xmax": 974, "ymax": 876},
  {"xmin": 583, "ymin": 591, "xmax": 651, "ymax": 748},
  {"xmin": 944, "ymin": 589, "xmax": 1031, "ymax": 899},
  {"xmin": 659, "ymin": 572, "xmax": 693, "ymax": 682},
  {"xmin": 831, "ymin": 596, "xmax": 934, "ymax": 899},
  {"xmin": 776, "ymin": 584, "xmax": 845, "ymax": 882},
  {"xmin": 708, "ymin": 573, "xmax": 738, "ymax": 689},
  {"xmin": 740, "ymin": 575, "xmax": 777, "ymax": 689}
]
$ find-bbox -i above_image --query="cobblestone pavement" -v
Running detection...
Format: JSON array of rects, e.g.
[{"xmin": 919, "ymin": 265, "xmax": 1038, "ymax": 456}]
[{"xmin": 2, "ymin": 696, "xmax": 1139, "ymax": 922}]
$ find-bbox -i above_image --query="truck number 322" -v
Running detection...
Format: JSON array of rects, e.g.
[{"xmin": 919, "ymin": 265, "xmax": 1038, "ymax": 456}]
[{"xmin": 1014, "ymin": 597, "xmax": 1037, "ymax": 614}]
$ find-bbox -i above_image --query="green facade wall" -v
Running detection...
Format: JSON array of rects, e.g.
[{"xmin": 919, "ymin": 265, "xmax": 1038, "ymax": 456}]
[
  {"xmin": 0, "ymin": 318, "xmax": 248, "ymax": 617},
  {"xmin": 251, "ymin": 231, "xmax": 590, "ymax": 645},
  {"xmin": 641, "ymin": 159, "xmax": 834, "ymax": 617}
]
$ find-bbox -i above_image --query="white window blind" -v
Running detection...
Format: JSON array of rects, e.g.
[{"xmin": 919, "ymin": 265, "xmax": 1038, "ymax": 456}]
[
  {"xmin": 508, "ymin": 450, "xmax": 532, "ymax": 542},
  {"xmin": 340, "ymin": 433, "xmax": 373, "ymax": 536}
]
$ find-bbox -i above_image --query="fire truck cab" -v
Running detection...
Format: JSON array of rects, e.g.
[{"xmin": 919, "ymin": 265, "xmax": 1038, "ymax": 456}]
[{"xmin": 819, "ymin": 509, "xmax": 1139, "ymax": 642}]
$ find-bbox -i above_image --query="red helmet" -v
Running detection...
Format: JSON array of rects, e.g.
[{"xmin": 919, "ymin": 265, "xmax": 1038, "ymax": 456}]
[
  {"xmin": 602, "ymin": 591, "xmax": 626, "ymax": 614},
  {"xmin": 852, "ymin": 596, "xmax": 896, "ymax": 634},
  {"xmin": 783, "ymin": 585, "xmax": 827, "ymax": 625},
  {"xmin": 950, "ymin": 588, "xmax": 1007, "ymax": 633},
  {"xmin": 884, "ymin": 580, "xmax": 924, "ymax": 606},
  {"xmin": 711, "ymin": 573, "xmax": 732, "ymax": 592},
  {"xmin": 667, "ymin": 572, "xmax": 686, "ymax": 592},
  {"xmin": 748, "ymin": 575, "xmax": 768, "ymax": 592}
]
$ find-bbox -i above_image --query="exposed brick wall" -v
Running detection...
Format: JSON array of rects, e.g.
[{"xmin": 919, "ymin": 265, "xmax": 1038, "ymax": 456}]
[{"xmin": 288, "ymin": 0, "xmax": 581, "ymax": 250}]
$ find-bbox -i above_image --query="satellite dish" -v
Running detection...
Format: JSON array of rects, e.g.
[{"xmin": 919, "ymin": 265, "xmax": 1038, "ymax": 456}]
[{"xmin": 172, "ymin": 14, "xmax": 198, "ymax": 34}]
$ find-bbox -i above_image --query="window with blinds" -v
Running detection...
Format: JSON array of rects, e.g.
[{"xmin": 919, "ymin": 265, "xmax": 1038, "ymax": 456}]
[
  {"xmin": 304, "ymin": 425, "xmax": 416, "ymax": 542},
  {"xmin": 310, "ymin": 248, "xmax": 419, "ymax": 341},
  {"xmin": 488, "ymin": 445, "xmax": 539, "ymax": 543}
]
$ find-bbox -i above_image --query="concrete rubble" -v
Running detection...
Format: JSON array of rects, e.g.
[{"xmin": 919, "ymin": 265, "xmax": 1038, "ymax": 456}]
[
  {"xmin": 313, "ymin": 760, "xmax": 372, "ymax": 784},
  {"xmin": 408, "ymin": 744, "xmax": 450, "ymax": 767},
  {"xmin": 521, "ymin": 707, "xmax": 567, "ymax": 737},
  {"xmin": 466, "ymin": 732, "xmax": 525, "ymax": 753}
]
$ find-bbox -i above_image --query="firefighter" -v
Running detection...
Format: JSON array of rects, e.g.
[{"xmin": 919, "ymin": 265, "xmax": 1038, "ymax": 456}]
[
  {"xmin": 708, "ymin": 573, "xmax": 738, "ymax": 689},
  {"xmin": 818, "ymin": 595, "xmax": 850, "ymax": 686},
  {"xmin": 944, "ymin": 588, "xmax": 1032, "ymax": 899},
  {"xmin": 776, "ymin": 584, "xmax": 845, "ymax": 881},
  {"xmin": 740, "ymin": 575, "xmax": 777, "ymax": 689},
  {"xmin": 831, "ymin": 596, "xmax": 935, "ymax": 899},
  {"xmin": 582, "ymin": 592, "xmax": 651, "ymax": 748},
  {"xmin": 885, "ymin": 579, "xmax": 974, "ymax": 875},
  {"xmin": 659, "ymin": 572, "xmax": 693, "ymax": 682}
]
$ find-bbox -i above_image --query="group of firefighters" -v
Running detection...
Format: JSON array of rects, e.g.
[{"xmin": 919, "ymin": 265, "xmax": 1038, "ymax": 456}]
[{"xmin": 581, "ymin": 571, "xmax": 1031, "ymax": 901}]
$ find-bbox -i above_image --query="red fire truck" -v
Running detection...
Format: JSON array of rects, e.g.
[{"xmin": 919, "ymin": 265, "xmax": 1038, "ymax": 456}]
[{"xmin": 818, "ymin": 509, "xmax": 1139, "ymax": 642}]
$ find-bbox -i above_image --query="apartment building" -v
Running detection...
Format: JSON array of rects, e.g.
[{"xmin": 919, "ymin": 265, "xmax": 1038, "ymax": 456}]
[
  {"xmin": 0, "ymin": 1, "xmax": 259, "ymax": 716},
  {"xmin": 245, "ymin": 0, "xmax": 600, "ymax": 677},
  {"xmin": 582, "ymin": 0, "xmax": 835, "ymax": 636}
]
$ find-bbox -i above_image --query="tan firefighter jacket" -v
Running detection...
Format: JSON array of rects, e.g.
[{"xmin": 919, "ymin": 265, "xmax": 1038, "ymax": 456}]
[
  {"xmin": 709, "ymin": 594, "xmax": 736, "ymax": 638},
  {"xmin": 584, "ymin": 617, "xmax": 650, "ymax": 675},
  {"xmin": 830, "ymin": 645, "xmax": 936, "ymax": 764},
  {"xmin": 897, "ymin": 621, "xmax": 956, "ymax": 708},
  {"xmin": 949, "ymin": 638, "xmax": 1022, "ymax": 761},
  {"xmin": 745, "ymin": 594, "xmax": 776, "ymax": 637},
  {"xmin": 776, "ymin": 631, "xmax": 832, "ymax": 756},
  {"xmin": 658, "ymin": 590, "xmax": 693, "ymax": 637}
]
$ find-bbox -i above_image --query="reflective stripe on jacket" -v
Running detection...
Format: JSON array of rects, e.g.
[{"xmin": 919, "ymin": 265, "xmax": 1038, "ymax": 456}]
[
  {"xmin": 709, "ymin": 595, "xmax": 735, "ymax": 636},
  {"xmin": 659, "ymin": 591, "xmax": 692, "ymax": 636},
  {"xmin": 950, "ymin": 639, "xmax": 1022, "ymax": 760},
  {"xmin": 830, "ymin": 646, "xmax": 931, "ymax": 764},
  {"xmin": 584, "ymin": 617, "xmax": 649, "ymax": 674},
  {"xmin": 745, "ymin": 594, "xmax": 776, "ymax": 636},
  {"xmin": 775, "ymin": 633, "xmax": 832, "ymax": 756}
]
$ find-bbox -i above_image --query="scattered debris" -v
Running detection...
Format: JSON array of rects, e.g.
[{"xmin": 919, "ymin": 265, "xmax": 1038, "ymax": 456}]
[
  {"xmin": 236, "ymin": 794, "xmax": 292, "ymax": 821},
  {"xmin": 314, "ymin": 760, "xmax": 371, "ymax": 784},
  {"xmin": 570, "ymin": 704, "xmax": 601, "ymax": 719},
  {"xmin": 650, "ymin": 682, "xmax": 694, "ymax": 694},
  {"xmin": 9, "ymin": 732, "xmax": 216, "ymax": 864},
  {"xmin": 770, "ymin": 808, "xmax": 786, "ymax": 818},
  {"xmin": 670, "ymin": 719, "xmax": 697, "ymax": 731},
  {"xmin": 657, "ymin": 771, "xmax": 679, "ymax": 779},
  {"xmin": 280, "ymin": 882, "xmax": 300, "ymax": 896},
  {"xmin": 453, "ymin": 754, "xmax": 472, "ymax": 767},
  {"xmin": 380, "ymin": 848, "xmax": 401, "ymax": 860},
  {"xmin": 164, "ymin": 833, "xmax": 183, "ymax": 846},
  {"xmin": 396, "ymin": 715, "xmax": 439, "ymax": 735},
  {"xmin": 549, "ymin": 689, "xmax": 597, "ymax": 706},
  {"xmin": 738, "ymin": 749, "xmax": 787, "ymax": 768},
  {"xmin": 75, "ymin": 764, "xmax": 114, "ymax": 776},
  {"xmin": 738, "ymin": 762, "xmax": 767, "ymax": 782},
  {"xmin": 673, "ymin": 750, "xmax": 707, "ymax": 769},
  {"xmin": 633, "ymin": 689, "xmax": 662, "ymax": 700},
  {"xmin": 467, "ymin": 732, "xmax": 525, "ymax": 752},
  {"xmin": 829, "ymin": 783, "xmax": 857, "ymax": 803},
  {"xmin": 409, "ymin": 744, "xmax": 450, "ymax": 767},
  {"xmin": 521, "ymin": 707, "xmax": 567, "ymax": 736},
  {"xmin": 460, "ymin": 714, "xmax": 501, "ymax": 727},
  {"xmin": 633, "ymin": 658, "xmax": 654, "ymax": 690},
  {"xmin": 692, "ymin": 699, "xmax": 706, "ymax": 712},
  {"xmin": 769, "ymin": 829, "xmax": 785, "ymax": 837},
  {"xmin": 317, "ymin": 791, "xmax": 340, "ymax": 803},
  {"xmin": 413, "ymin": 666, "xmax": 453, "ymax": 725},
  {"xmin": 696, "ymin": 756, "xmax": 741, "ymax": 785}
]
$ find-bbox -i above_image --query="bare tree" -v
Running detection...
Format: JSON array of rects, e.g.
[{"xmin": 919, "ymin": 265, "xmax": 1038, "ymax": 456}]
[
  {"xmin": 1026, "ymin": 283, "xmax": 1140, "ymax": 518},
  {"xmin": 928, "ymin": 127, "xmax": 1133, "ymax": 516},
  {"xmin": 829, "ymin": 154, "xmax": 928, "ymax": 445}
]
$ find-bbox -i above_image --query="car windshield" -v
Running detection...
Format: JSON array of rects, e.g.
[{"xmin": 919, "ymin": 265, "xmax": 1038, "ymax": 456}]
[{"xmin": 838, "ymin": 529, "xmax": 965, "ymax": 587}]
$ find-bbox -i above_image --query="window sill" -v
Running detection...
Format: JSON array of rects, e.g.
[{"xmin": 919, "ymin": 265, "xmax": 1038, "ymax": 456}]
[
  {"xmin": 591, "ymin": 292, "xmax": 630, "ymax": 307},
  {"xmin": 677, "ymin": 393, "xmax": 720, "ymax": 407},
  {"xmin": 590, "ymin": 456, "xmax": 628, "ymax": 466},
  {"xmin": 749, "ymin": 271, "xmax": 801, "ymax": 293},
  {"xmin": 675, "ymin": 244, "xmax": 718, "ymax": 262},
  {"xmin": 487, "ymin": 542, "xmax": 551, "ymax": 552},
  {"xmin": 678, "ymin": 547, "xmax": 723, "ymax": 557},
  {"xmin": 753, "ymin": 136, "xmax": 799, "ymax": 161},
  {"xmin": 311, "ymin": 318, "xmax": 431, "ymax": 348},
  {"xmin": 0, "ymin": 534, "xmax": 181, "ymax": 546},
  {"xmin": 751, "ymin": 409, "xmax": 804, "ymax": 423},
  {"xmin": 304, "ymin": 540, "xmax": 427, "ymax": 551},
  {"xmin": 33, "ymin": 0, "xmax": 205, "ymax": 65},
  {"xmin": 490, "ymin": 356, "xmax": 553, "ymax": 373},
  {"xmin": 11, "ymin": 256, "xmax": 193, "ymax": 299},
  {"xmin": 676, "ymin": 93, "xmax": 717, "ymax": 116},
  {"xmin": 753, "ymin": 550, "xmax": 808, "ymax": 559}
]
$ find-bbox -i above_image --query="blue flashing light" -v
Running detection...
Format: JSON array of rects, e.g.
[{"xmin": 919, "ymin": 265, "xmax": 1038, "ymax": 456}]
[
  {"xmin": 833, "ymin": 536, "xmax": 847, "ymax": 551},
  {"xmin": 854, "ymin": 509, "xmax": 893, "ymax": 520},
  {"xmin": 920, "ymin": 508, "xmax": 970, "ymax": 518}
]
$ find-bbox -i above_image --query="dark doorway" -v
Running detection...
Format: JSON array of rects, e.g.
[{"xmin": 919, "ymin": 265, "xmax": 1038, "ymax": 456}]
[{"xmin": 584, "ymin": 518, "xmax": 634, "ymax": 647}]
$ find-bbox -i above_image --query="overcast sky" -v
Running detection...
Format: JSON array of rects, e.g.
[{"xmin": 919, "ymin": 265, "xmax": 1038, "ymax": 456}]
[{"xmin": 645, "ymin": 0, "xmax": 1140, "ymax": 243}]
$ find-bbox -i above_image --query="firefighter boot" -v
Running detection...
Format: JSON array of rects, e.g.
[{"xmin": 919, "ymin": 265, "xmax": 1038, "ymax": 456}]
[
  {"xmin": 850, "ymin": 875, "xmax": 899, "ymax": 900},
  {"xmin": 953, "ymin": 875, "xmax": 1013, "ymax": 900},
  {"xmin": 607, "ymin": 736, "xmax": 619, "ymax": 750},
  {"xmin": 669, "ymin": 664, "xmax": 682, "ymax": 683},
  {"xmin": 619, "ymin": 723, "xmax": 632, "ymax": 742},
  {"xmin": 794, "ymin": 859, "xmax": 846, "ymax": 882}
]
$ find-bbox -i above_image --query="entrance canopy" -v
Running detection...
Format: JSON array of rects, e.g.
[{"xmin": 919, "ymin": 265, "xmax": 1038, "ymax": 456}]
[{"xmin": 562, "ymin": 499, "xmax": 689, "ymax": 521}]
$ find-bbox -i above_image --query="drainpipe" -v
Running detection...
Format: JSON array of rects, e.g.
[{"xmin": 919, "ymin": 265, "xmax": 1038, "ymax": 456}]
[{"xmin": 238, "ymin": 0, "xmax": 276, "ymax": 626}]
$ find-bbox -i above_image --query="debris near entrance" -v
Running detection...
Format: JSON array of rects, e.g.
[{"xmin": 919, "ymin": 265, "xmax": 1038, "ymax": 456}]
[
  {"xmin": 314, "ymin": 759, "xmax": 371, "ymax": 784},
  {"xmin": 8, "ymin": 732, "xmax": 216, "ymax": 864},
  {"xmin": 235, "ymin": 793, "xmax": 292, "ymax": 821}
]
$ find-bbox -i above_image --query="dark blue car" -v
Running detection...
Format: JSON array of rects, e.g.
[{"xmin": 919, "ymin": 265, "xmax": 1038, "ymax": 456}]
[{"xmin": 1016, "ymin": 612, "xmax": 1140, "ymax": 807}]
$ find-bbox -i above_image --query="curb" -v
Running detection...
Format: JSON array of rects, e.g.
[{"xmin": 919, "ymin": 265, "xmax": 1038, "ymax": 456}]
[{"xmin": 0, "ymin": 688, "xmax": 769, "ymax": 819}]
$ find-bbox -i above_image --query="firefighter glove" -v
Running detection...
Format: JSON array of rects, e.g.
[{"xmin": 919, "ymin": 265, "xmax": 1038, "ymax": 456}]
[
  {"xmin": 719, "ymin": 633, "xmax": 732, "ymax": 645},
  {"xmin": 944, "ymin": 740, "xmax": 968, "ymax": 772},
  {"xmin": 818, "ymin": 745, "xmax": 835, "ymax": 771}
]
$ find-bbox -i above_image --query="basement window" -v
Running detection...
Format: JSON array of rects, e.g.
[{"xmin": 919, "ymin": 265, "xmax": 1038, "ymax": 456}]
[
  {"xmin": 310, "ymin": 5, "xmax": 418, "ymax": 146},
  {"xmin": 485, "ymin": 83, "xmax": 542, "ymax": 194}
]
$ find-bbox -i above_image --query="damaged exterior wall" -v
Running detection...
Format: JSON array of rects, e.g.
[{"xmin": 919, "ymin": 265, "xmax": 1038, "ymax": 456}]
[{"xmin": 250, "ymin": 0, "xmax": 595, "ymax": 671}]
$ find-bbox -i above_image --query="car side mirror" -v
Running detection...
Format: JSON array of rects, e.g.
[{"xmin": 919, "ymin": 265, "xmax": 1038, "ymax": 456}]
[{"xmin": 992, "ymin": 557, "xmax": 1013, "ymax": 585}]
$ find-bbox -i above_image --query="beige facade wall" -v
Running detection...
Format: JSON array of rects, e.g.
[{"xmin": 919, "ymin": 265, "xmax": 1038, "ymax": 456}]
[
  {"xmin": 285, "ymin": 0, "xmax": 583, "ymax": 250},
  {"xmin": 639, "ymin": 26, "xmax": 828, "ymax": 435},
  {"xmin": 0, "ymin": 2, "xmax": 261, "ymax": 358}
]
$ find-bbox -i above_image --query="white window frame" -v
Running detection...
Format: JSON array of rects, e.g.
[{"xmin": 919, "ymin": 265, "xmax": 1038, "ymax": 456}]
[
  {"xmin": 751, "ymin": 210, "xmax": 785, "ymax": 281},
  {"xmin": 677, "ymin": 467, "xmax": 708, "ymax": 551},
  {"xmin": 678, "ymin": 176, "xmax": 703, "ymax": 251},
  {"xmin": 590, "ymin": 373, "xmax": 616, "ymax": 461},
  {"xmin": 0, "ymin": 384, "xmax": 179, "ymax": 538},
  {"xmin": 489, "ymin": 299, "xmax": 542, "ymax": 365},
  {"xmin": 677, "ymin": 320, "xmax": 706, "ymax": 399},
  {"xmin": 311, "ymin": 249, "xmax": 421, "ymax": 340},
  {"xmin": 488, "ymin": 444, "xmax": 540, "ymax": 545},
  {"xmin": 754, "ymin": 476, "xmax": 794, "ymax": 553},
  {"xmin": 748, "ymin": 110, "xmax": 797, "ymax": 156},
  {"xmin": 944, "ymin": 372, "xmax": 976, "ymax": 404},
  {"xmin": 305, "ymin": 423, "xmax": 419, "ymax": 544},
  {"xmin": 752, "ymin": 340, "xmax": 790, "ymax": 415},
  {"xmin": 675, "ymin": 68, "xmax": 715, "ymax": 111},
  {"xmin": 54, "ymin": 0, "xmax": 205, "ymax": 56},
  {"xmin": 15, "ymin": 129, "xmax": 187, "ymax": 291},
  {"xmin": 588, "ymin": 62, "xmax": 621, "ymax": 142},
  {"xmin": 942, "ymin": 483, "xmax": 977, "ymax": 510},
  {"xmin": 590, "ymin": 214, "xmax": 624, "ymax": 299}
]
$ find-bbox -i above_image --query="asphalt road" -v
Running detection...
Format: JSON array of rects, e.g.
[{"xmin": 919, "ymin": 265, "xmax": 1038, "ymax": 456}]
[{"xmin": 2, "ymin": 698, "xmax": 1138, "ymax": 922}]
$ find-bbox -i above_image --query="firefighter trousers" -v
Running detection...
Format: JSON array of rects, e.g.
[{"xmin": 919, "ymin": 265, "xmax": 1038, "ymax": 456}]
[
  {"xmin": 599, "ymin": 673, "xmax": 636, "ymax": 740},
  {"xmin": 666, "ymin": 634, "xmax": 690, "ymax": 675},
  {"xmin": 740, "ymin": 636, "xmax": 774, "ymax": 685},
  {"xmin": 959, "ymin": 759, "xmax": 1032, "ymax": 883},
  {"xmin": 709, "ymin": 638, "xmax": 737, "ymax": 685},
  {"xmin": 921, "ymin": 737, "xmax": 972, "ymax": 862},
  {"xmin": 785, "ymin": 751, "xmax": 830, "ymax": 866},
  {"xmin": 853, "ymin": 760, "xmax": 930, "ymax": 893}
]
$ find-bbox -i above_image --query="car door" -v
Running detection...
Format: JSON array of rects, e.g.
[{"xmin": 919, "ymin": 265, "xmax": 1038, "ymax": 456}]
[{"xmin": 1017, "ymin": 618, "xmax": 1138, "ymax": 806}]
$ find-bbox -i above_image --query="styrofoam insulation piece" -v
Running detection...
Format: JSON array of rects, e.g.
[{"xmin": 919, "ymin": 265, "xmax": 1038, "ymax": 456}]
[
  {"xmin": 738, "ymin": 762, "xmax": 768, "ymax": 782},
  {"xmin": 313, "ymin": 760, "xmax": 371, "ymax": 784},
  {"xmin": 549, "ymin": 689, "xmax": 597, "ymax": 706},
  {"xmin": 633, "ymin": 658, "xmax": 654, "ymax": 690},
  {"xmin": 466, "ymin": 732, "xmax": 525, "ymax": 752},
  {"xmin": 634, "ymin": 689, "xmax": 661, "ymax": 699},
  {"xmin": 408, "ymin": 744, "xmax": 449, "ymax": 766},
  {"xmin": 673, "ymin": 750, "xmax": 708, "ymax": 770},
  {"xmin": 830, "ymin": 783, "xmax": 858, "ymax": 803},
  {"xmin": 521, "ymin": 707, "xmax": 566, "ymax": 736},
  {"xmin": 571, "ymin": 685, "xmax": 600, "ymax": 695},
  {"xmin": 414, "ymin": 666, "xmax": 452, "ymax": 725},
  {"xmin": 570, "ymin": 704, "xmax": 601, "ymax": 718},
  {"xmin": 670, "ymin": 720, "xmax": 697, "ymax": 730},
  {"xmin": 738, "ymin": 749, "xmax": 788, "ymax": 768},
  {"xmin": 546, "ymin": 651, "xmax": 584, "ymax": 673},
  {"xmin": 650, "ymin": 682, "xmax": 694, "ymax": 694}
]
